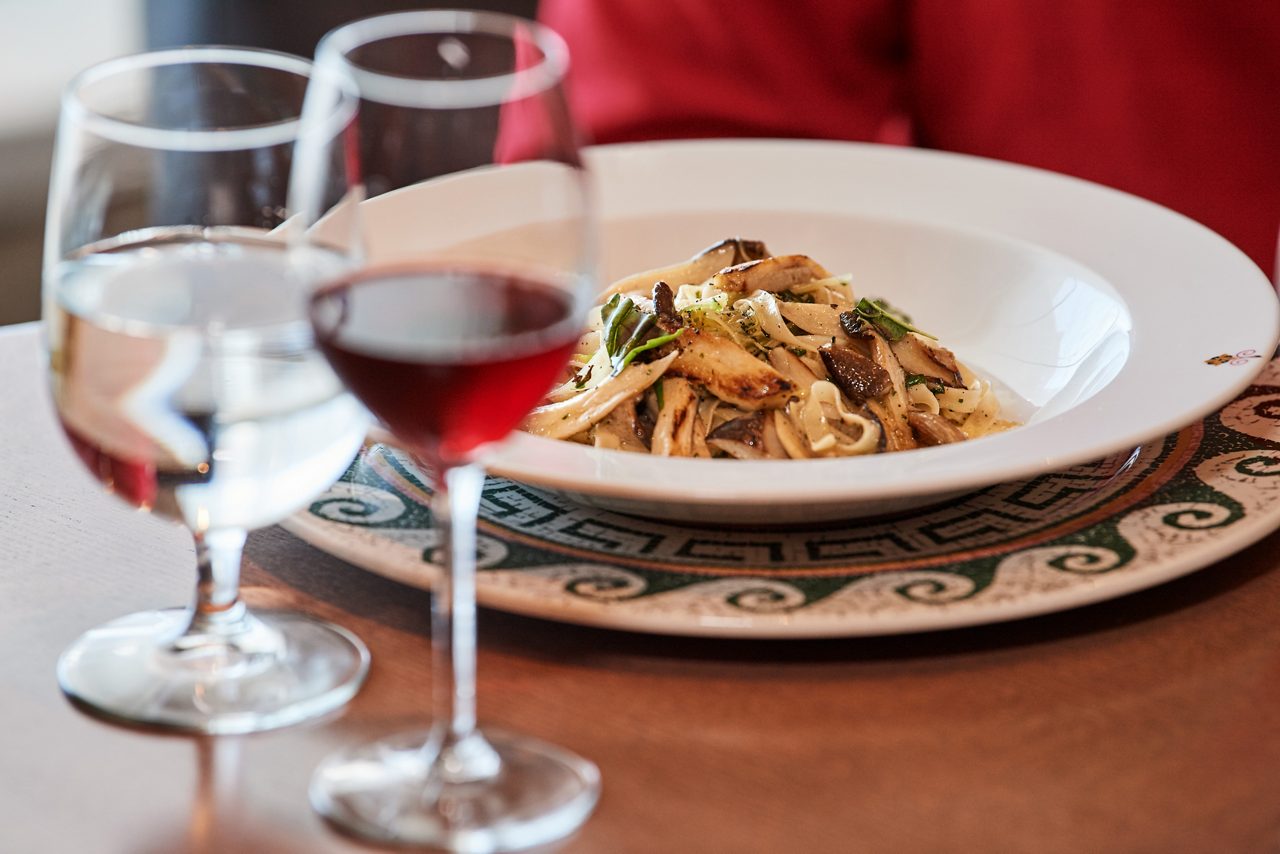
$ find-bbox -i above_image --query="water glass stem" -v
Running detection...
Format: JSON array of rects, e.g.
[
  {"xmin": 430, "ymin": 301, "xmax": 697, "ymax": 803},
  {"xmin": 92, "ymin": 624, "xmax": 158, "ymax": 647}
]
[{"xmin": 186, "ymin": 528, "xmax": 249, "ymax": 638}]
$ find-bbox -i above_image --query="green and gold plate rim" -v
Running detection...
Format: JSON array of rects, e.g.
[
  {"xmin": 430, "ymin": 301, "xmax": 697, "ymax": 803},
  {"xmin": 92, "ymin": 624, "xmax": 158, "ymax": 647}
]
[{"xmin": 282, "ymin": 356, "xmax": 1280, "ymax": 638}]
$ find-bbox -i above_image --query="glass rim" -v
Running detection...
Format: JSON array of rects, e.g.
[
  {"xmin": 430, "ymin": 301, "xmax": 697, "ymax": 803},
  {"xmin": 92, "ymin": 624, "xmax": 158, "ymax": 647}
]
[
  {"xmin": 62, "ymin": 46, "xmax": 313, "ymax": 152},
  {"xmin": 315, "ymin": 9, "xmax": 570, "ymax": 110}
]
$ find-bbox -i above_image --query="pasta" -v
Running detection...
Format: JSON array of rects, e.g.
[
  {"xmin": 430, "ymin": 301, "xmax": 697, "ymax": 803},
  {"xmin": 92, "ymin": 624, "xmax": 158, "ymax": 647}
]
[{"xmin": 522, "ymin": 239, "xmax": 1017, "ymax": 458}]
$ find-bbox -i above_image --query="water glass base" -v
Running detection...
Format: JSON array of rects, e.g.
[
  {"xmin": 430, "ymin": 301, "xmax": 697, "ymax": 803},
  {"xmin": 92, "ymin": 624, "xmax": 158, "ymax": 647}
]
[
  {"xmin": 57, "ymin": 607, "xmax": 369, "ymax": 734},
  {"xmin": 310, "ymin": 727, "xmax": 601, "ymax": 853}
]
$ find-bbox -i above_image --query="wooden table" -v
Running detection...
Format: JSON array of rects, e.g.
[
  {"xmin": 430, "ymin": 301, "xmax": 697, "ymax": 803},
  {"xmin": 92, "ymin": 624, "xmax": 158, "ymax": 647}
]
[{"xmin": 5, "ymin": 319, "xmax": 1280, "ymax": 853}]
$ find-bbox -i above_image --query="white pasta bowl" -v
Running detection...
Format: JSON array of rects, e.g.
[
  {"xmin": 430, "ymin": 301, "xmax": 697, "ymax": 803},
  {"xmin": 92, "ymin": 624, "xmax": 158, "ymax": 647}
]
[{"xmin": 360, "ymin": 139, "xmax": 1279, "ymax": 523}]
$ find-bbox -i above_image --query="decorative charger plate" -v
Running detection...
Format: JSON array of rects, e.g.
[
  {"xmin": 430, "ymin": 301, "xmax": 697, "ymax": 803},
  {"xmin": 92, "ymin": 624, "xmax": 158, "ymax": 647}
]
[{"xmin": 283, "ymin": 354, "xmax": 1280, "ymax": 638}]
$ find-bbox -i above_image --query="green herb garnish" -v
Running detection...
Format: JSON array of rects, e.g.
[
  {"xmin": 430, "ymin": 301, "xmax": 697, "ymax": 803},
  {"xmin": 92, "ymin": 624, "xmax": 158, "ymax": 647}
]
[
  {"xmin": 602, "ymin": 294, "xmax": 635, "ymax": 355},
  {"xmin": 654, "ymin": 379, "xmax": 665, "ymax": 411},
  {"xmin": 601, "ymin": 295, "xmax": 685, "ymax": 374},
  {"xmin": 854, "ymin": 298, "xmax": 935, "ymax": 341},
  {"xmin": 613, "ymin": 328, "xmax": 684, "ymax": 374}
]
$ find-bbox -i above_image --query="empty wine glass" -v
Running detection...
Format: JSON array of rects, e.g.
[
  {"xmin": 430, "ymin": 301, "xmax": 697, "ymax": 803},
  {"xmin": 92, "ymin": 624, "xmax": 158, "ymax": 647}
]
[
  {"xmin": 45, "ymin": 48, "xmax": 370, "ymax": 733},
  {"xmin": 291, "ymin": 10, "xmax": 600, "ymax": 851}
]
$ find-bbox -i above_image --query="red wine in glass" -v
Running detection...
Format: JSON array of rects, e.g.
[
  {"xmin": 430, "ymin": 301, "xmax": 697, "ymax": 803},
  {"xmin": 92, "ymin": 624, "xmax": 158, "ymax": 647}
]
[
  {"xmin": 296, "ymin": 13, "xmax": 600, "ymax": 848},
  {"xmin": 311, "ymin": 265, "xmax": 580, "ymax": 467}
]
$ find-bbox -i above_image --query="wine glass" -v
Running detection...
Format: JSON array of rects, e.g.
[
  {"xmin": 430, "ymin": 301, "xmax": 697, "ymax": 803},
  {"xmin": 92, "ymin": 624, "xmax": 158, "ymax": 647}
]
[
  {"xmin": 44, "ymin": 47, "xmax": 371, "ymax": 734},
  {"xmin": 291, "ymin": 10, "xmax": 600, "ymax": 850}
]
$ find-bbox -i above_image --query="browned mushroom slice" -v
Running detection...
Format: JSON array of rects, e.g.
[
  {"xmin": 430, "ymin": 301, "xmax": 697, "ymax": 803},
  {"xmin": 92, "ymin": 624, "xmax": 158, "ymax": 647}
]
[
  {"xmin": 668, "ymin": 330, "xmax": 793, "ymax": 410},
  {"xmin": 835, "ymin": 320, "xmax": 918, "ymax": 451},
  {"xmin": 861, "ymin": 397, "xmax": 908, "ymax": 453},
  {"xmin": 819, "ymin": 344, "xmax": 891, "ymax": 403},
  {"xmin": 838, "ymin": 309, "xmax": 862, "ymax": 339},
  {"xmin": 600, "ymin": 238, "xmax": 770, "ymax": 299},
  {"xmin": 921, "ymin": 338, "xmax": 962, "ymax": 376},
  {"xmin": 727, "ymin": 238, "xmax": 769, "ymax": 263},
  {"xmin": 908, "ymin": 410, "xmax": 968, "ymax": 446},
  {"xmin": 631, "ymin": 283, "xmax": 688, "ymax": 364},
  {"xmin": 854, "ymin": 328, "xmax": 917, "ymax": 451},
  {"xmin": 889, "ymin": 334, "xmax": 964, "ymax": 388},
  {"xmin": 650, "ymin": 378, "xmax": 699, "ymax": 457},
  {"xmin": 706, "ymin": 255, "xmax": 832, "ymax": 294},
  {"xmin": 706, "ymin": 412, "xmax": 771, "ymax": 460},
  {"xmin": 650, "ymin": 281, "xmax": 685, "ymax": 336}
]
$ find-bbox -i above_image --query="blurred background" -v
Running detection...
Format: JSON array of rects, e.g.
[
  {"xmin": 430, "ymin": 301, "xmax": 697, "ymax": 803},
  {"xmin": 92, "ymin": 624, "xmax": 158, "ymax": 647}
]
[
  {"xmin": 0, "ymin": 0, "xmax": 139, "ymax": 325},
  {"xmin": 0, "ymin": 0, "xmax": 535, "ymax": 327},
  {"xmin": 4, "ymin": 0, "xmax": 1274, "ymax": 328}
]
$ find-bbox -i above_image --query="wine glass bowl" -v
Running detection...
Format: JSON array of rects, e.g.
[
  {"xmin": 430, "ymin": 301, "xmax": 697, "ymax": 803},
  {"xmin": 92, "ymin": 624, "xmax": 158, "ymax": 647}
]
[
  {"xmin": 45, "ymin": 48, "xmax": 370, "ymax": 734},
  {"xmin": 292, "ymin": 11, "xmax": 600, "ymax": 851}
]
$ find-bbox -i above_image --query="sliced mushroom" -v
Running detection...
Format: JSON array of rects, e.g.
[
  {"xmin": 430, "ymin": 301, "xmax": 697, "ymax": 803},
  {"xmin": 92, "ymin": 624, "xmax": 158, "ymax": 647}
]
[
  {"xmin": 600, "ymin": 238, "xmax": 769, "ymax": 299},
  {"xmin": 523, "ymin": 352, "xmax": 678, "ymax": 439},
  {"xmin": 889, "ymin": 333, "xmax": 964, "ymax": 388},
  {"xmin": 706, "ymin": 255, "xmax": 831, "ymax": 294},
  {"xmin": 668, "ymin": 329, "xmax": 793, "ymax": 410},
  {"xmin": 650, "ymin": 378, "xmax": 698, "ymax": 457},
  {"xmin": 819, "ymin": 344, "xmax": 891, "ymax": 403},
  {"xmin": 908, "ymin": 410, "xmax": 968, "ymax": 446},
  {"xmin": 706, "ymin": 412, "xmax": 773, "ymax": 460},
  {"xmin": 853, "ymin": 328, "xmax": 917, "ymax": 451},
  {"xmin": 643, "ymin": 281, "xmax": 687, "ymax": 361},
  {"xmin": 690, "ymin": 406, "xmax": 713, "ymax": 458},
  {"xmin": 924, "ymin": 338, "xmax": 962, "ymax": 375},
  {"xmin": 651, "ymin": 281, "xmax": 682, "ymax": 333},
  {"xmin": 592, "ymin": 397, "xmax": 648, "ymax": 452},
  {"xmin": 838, "ymin": 309, "xmax": 863, "ymax": 339},
  {"xmin": 772, "ymin": 409, "xmax": 811, "ymax": 459},
  {"xmin": 776, "ymin": 301, "xmax": 845, "ymax": 337},
  {"xmin": 767, "ymin": 346, "xmax": 821, "ymax": 396},
  {"xmin": 635, "ymin": 398, "xmax": 657, "ymax": 447},
  {"xmin": 861, "ymin": 397, "xmax": 905, "ymax": 453},
  {"xmin": 761, "ymin": 412, "xmax": 789, "ymax": 458}
]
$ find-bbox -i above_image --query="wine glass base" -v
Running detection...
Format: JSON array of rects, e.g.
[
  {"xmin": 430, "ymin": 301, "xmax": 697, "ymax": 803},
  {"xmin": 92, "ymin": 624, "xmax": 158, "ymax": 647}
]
[
  {"xmin": 57, "ymin": 608, "xmax": 369, "ymax": 735},
  {"xmin": 311, "ymin": 728, "xmax": 601, "ymax": 852}
]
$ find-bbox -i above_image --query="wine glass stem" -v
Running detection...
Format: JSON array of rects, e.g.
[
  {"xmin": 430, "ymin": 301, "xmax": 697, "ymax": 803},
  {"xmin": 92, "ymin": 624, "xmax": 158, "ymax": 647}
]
[
  {"xmin": 429, "ymin": 463, "xmax": 501, "ymax": 782},
  {"xmin": 185, "ymin": 528, "xmax": 250, "ymax": 637}
]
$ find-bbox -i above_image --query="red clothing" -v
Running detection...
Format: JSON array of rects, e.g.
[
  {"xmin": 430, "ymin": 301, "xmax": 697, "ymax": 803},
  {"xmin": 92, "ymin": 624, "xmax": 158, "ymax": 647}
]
[{"xmin": 542, "ymin": 0, "xmax": 1280, "ymax": 275}]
